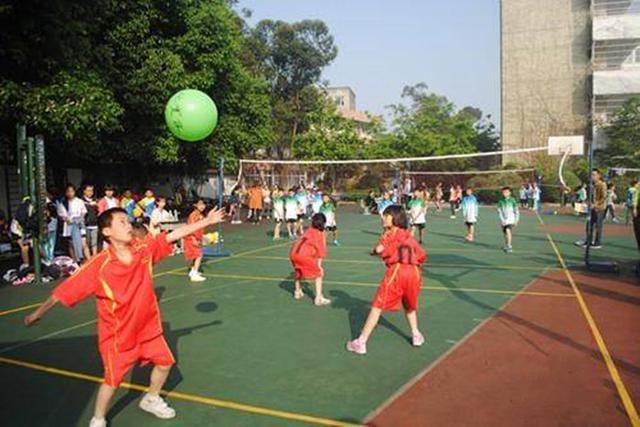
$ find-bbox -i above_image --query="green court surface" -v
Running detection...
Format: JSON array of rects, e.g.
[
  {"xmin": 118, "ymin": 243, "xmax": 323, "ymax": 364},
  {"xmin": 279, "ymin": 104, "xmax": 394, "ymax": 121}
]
[{"xmin": 0, "ymin": 206, "xmax": 634, "ymax": 426}]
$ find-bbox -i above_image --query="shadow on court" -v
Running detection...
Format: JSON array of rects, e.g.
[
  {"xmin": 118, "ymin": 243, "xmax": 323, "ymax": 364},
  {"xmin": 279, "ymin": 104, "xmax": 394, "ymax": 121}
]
[
  {"xmin": 328, "ymin": 289, "xmax": 412, "ymax": 343},
  {"xmin": 0, "ymin": 311, "xmax": 222, "ymax": 426},
  {"xmin": 109, "ymin": 317, "xmax": 222, "ymax": 422}
]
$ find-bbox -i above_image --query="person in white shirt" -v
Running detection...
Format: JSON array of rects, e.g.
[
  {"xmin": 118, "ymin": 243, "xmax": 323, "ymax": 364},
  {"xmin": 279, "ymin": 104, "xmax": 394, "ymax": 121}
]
[
  {"xmin": 150, "ymin": 196, "xmax": 176, "ymax": 235},
  {"xmin": 57, "ymin": 184, "xmax": 87, "ymax": 263}
]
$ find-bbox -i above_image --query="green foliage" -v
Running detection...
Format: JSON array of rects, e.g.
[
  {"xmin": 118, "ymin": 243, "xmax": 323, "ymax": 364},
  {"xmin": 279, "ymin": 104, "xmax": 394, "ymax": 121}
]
[
  {"xmin": 0, "ymin": 0, "xmax": 273, "ymax": 171},
  {"xmin": 248, "ymin": 19, "xmax": 338, "ymax": 155},
  {"xmin": 292, "ymin": 90, "xmax": 362, "ymax": 160},
  {"xmin": 365, "ymin": 83, "xmax": 480, "ymax": 169},
  {"xmin": 598, "ymin": 96, "xmax": 640, "ymax": 168}
]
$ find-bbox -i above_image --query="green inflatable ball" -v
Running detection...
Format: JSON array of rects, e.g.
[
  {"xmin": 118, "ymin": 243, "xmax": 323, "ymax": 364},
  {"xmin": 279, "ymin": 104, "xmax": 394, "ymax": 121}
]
[{"xmin": 165, "ymin": 89, "xmax": 218, "ymax": 141}]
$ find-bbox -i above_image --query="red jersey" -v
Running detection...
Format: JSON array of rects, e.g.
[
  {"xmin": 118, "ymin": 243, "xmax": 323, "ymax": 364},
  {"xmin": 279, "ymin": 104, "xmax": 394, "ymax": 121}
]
[
  {"xmin": 373, "ymin": 229, "xmax": 426, "ymax": 311},
  {"xmin": 378, "ymin": 229, "xmax": 426, "ymax": 268},
  {"xmin": 289, "ymin": 227, "xmax": 326, "ymax": 280},
  {"xmin": 187, "ymin": 210, "xmax": 204, "ymax": 241},
  {"xmin": 291, "ymin": 227, "xmax": 327, "ymax": 260},
  {"xmin": 53, "ymin": 233, "xmax": 174, "ymax": 351}
]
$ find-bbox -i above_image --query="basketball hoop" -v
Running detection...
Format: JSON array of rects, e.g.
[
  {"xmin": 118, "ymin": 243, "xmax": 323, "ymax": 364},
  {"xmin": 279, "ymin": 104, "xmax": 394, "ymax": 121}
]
[{"xmin": 548, "ymin": 136, "xmax": 585, "ymax": 190}]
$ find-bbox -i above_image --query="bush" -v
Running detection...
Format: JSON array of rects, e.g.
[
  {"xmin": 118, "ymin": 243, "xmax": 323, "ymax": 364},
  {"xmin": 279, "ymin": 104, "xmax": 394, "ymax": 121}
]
[{"xmin": 338, "ymin": 190, "xmax": 371, "ymax": 202}]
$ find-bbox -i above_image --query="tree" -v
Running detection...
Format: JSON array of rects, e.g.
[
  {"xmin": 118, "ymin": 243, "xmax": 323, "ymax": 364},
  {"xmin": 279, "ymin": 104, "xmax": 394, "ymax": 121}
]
[
  {"xmin": 460, "ymin": 107, "xmax": 501, "ymax": 153},
  {"xmin": 0, "ymin": 0, "xmax": 274, "ymax": 175},
  {"xmin": 293, "ymin": 88, "xmax": 361, "ymax": 160},
  {"xmin": 248, "ymin": 19, "xmax": 338, "ymax": 156},
  {"xmin": 365, "ymin": 83, "xmax": 477, "ymax": 169},
  {"xmin": 597, "ymin": 96, "xmax": 640, "ymax": 168}
]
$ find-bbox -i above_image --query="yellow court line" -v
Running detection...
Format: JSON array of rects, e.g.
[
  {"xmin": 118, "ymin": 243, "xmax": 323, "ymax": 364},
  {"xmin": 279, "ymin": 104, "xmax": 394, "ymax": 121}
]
[
  {"xmin": 335, "ymin": 245, "xmax": 550, "ymax": 256},
  {"xmin": 153, "ymin": 241, "xmax": 292, "ymax": 279},
  {"xmin": 0, "ymin": 355, "xmax": 360, "ymax": 427},
  {"xmin": 239, "ymin": 255, "xmax": 557, "ymax": 272},
  {"xmin": 167, "ymin": 271, "xmax": 575, "ymax": 298},
  {"xmin": 0, "ymin": 303, "xmax": 42, "ymax": 317},
  {"xmin": 0, "ymin": 242, "xmax": 293, "ymax": 319},
  {"xmin": 545, "ymin": 233, "xmax": 640, "ymax": 426}
]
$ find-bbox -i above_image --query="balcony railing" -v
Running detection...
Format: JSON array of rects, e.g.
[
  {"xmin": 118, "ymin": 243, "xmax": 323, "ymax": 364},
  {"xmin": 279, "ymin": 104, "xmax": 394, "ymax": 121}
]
[{"xmin": 593, "ymin": 0, "xmax": 640, "ymax": 17}]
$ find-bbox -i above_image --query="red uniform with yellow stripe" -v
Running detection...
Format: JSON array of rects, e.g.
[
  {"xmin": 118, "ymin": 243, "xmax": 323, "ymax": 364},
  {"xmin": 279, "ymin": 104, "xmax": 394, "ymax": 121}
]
[
  {"xmin": 53, "ymin": 233, "xmax": 175, "ymax": 386},
  {"xmin": 289, "ymin": 228, "xmax": 326, "ymax": 279},
  {"xmin": 183, "ymin": 210, "xmax": 204, "ymax": 261},
  {"xmin": 372, "ymin": 229, "xmax": 426, "ymax": 311}
]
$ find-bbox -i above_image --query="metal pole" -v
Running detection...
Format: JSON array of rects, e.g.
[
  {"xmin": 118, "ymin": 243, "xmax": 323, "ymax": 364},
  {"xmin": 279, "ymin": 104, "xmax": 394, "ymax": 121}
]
[
  {"xmin": 585, "ymin": 140, "xmax": 594, "ymax": 266},
  {"xmin": 217, "ymin": 158, "xmax": 224, "ymax": 254},
  {"xmin": 26, "ymin": 137, "xmax": 42, "ymax": 285},
  {"xmin": 16, "ymin": 124, "xmax": 28, "ymax": 197}
]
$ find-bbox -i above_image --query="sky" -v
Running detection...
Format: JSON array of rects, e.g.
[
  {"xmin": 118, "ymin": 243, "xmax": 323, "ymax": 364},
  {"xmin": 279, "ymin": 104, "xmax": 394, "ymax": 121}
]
[{"xmin": 239, "ymin": 0, "xmax": 501, "ymax": 125}]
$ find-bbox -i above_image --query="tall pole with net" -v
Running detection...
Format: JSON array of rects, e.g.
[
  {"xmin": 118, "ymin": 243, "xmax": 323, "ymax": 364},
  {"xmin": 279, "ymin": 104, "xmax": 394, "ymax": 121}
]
[{"xmin": 202, "ymin": 157, "xmax": 231, "ymax": 258}]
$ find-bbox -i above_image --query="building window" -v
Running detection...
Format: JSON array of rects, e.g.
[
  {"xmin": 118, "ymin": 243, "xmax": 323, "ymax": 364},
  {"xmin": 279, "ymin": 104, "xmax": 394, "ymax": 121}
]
[
  {"xmin": 623, "ymin": 46, "xmax": 640, "ymax": 67},
  {"xmin": 333, "ymin": 95, "xmax": 344, "ymax": 106}
]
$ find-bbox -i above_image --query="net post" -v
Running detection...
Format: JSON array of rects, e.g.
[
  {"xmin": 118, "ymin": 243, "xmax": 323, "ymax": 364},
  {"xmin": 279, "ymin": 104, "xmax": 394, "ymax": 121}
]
[
  {"xmin": 25, "ymin": 136, "xmax": 42, "ymax": 284},
  {"xmin": 203, "ymin": 157, "xmax": 231, "ymax": 258}
]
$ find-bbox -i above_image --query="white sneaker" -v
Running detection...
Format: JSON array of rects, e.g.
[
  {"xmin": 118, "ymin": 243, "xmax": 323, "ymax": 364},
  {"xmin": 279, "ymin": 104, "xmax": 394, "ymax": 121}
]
[
  {"xmin": 139, "ymin": 393, "xmax": 176, "ymax": 419},
  {"xmin": 314, "ymin": 296, "xmax": 331, "ymax": 306},
  {"xmin": 189, "ymin": 271, "xmax": 206, "ymax": 282},
  {"xmin": 294, "ymin": 289, "xmax": 304, "ymax": 300},
  {"xmin": 89, "ymin": 417, "xmax": 107, "ymax": 427}
]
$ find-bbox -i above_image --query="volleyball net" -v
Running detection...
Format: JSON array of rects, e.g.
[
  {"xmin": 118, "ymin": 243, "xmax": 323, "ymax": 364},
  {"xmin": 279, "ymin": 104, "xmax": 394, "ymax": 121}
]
[{"xmin": 234, "ymin": 146, "xmax": 547, "ymax": 202}]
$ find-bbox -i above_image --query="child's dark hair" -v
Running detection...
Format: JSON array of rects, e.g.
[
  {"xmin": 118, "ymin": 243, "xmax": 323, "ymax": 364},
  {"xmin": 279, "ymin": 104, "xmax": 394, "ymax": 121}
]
[
  {"xmin": 502, "ymin": 186, "xmax": 512, "ymax": 191},
  {"xmin": 98, "ymin": 207, "xmax": 128, "ymax": 244},
  {"xmin": 132, "ymin": 216, "xmax": 150, "ymax": 237},
  {"xmin": 311, "ymin": 213, "xmax": 326, "ymax": 231},
  {"xmin": 383, "ymin": 205, "xmax": 408, "ymax": 229}
]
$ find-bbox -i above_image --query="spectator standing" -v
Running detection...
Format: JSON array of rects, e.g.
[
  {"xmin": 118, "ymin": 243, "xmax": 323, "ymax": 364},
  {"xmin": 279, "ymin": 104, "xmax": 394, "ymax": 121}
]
[
  {"xmin": 97, "ymin": 185, "xmax": 119, "ymax": 214},
  {"xmin": 576, "ymin": 169, "xmax": 607, "ymax": 249},
  {"xmin": 57, "ymin": 184, "xmax": 87, "ymax": 263},
  {"xmin": 82, "ymin": 185, "xmax": 99, "ymax": 257}
]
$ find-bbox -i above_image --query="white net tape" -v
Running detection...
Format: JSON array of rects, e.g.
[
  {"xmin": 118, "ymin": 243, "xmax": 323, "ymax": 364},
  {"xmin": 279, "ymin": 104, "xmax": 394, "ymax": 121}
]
[
  {"xmin": 239, "ymin": 146, "xmax": 547, "ymax": 166},
  {"xmin": 404, "ymin": 168, "xmax": 535, "ymax": 176}
]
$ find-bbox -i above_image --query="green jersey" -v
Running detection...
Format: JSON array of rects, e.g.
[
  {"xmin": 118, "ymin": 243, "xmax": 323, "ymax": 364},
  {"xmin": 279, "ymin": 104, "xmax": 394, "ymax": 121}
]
[
  {"xmin": 272, "ymin": 195, "xmax": 284, "ymax": 220},
  {"xmin": 320, "ymin": 202, "xmax": 336, "ymax": 226},
  {"xmin": 407, "ymin": 198, "xmax": 427, "ymax": 224},
  {"xmin": 497, "ymin": 196, "xmax": 519, "ymax": 225},
  {"xmin": 284, "ymin": 196, "xmax": 298, "ymax": 220}
]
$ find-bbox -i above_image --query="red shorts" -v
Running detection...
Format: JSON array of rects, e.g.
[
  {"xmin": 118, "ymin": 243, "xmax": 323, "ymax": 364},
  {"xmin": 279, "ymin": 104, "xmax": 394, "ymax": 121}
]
[
  {"xmin": 372, "ymin": 264, "xmax": 422, "ymax": 311},
  {"xmin": 183, "ymin": 239, "xmax": 203, "ymax": 261},
  {"xmin": 100, "ymin": 335, "xmax": 175, "ymax": 387},
  {"xmin": 290, "ymin": 255, "xmax": 323, "ymax": 280}
]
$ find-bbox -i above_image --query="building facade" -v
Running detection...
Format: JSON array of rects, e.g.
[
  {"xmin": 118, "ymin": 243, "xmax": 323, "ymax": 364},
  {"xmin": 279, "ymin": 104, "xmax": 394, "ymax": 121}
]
[
  {"xmin": 592, "ymin": 0, "xmax": 640, "ymax": 146},
  {"xmin": 324, "ymin": 86, "xmax": 375, "ymax": 139},
  {"xmin": 501, "ymin": 0, "xmax": 640, "ymax": 159}
]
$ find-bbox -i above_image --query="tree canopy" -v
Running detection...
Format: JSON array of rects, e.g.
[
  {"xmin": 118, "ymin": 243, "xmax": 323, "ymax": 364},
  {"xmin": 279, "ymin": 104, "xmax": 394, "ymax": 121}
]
[
  {"xmin": 598, "ymin": 96, "xmax": 640, "ymax": 169},
  {"xmin": 0, "ymin": 0, "xmax": 273, "ymax": 173}
]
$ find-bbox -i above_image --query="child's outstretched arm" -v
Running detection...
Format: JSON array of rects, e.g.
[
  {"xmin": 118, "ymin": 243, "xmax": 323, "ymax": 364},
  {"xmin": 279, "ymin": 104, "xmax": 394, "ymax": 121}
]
[
  {"xmin": 24, "ymin": 295, "xmax": 59, "ymax": 326},
  {"xmin": 166, "ymin": 208, "xmax": 225, "ymax": 244}
]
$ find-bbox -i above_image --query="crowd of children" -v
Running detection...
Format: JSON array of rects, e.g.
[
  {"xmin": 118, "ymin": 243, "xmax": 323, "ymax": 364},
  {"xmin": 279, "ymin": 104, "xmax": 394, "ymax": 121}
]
[{"xmin": 5, "ymin": 184, "xmax": 225, "ymax": 286}]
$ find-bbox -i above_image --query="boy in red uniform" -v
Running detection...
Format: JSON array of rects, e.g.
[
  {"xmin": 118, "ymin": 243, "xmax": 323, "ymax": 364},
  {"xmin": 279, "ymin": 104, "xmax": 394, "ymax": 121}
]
[
  {"xmin": 24, "ymin": 206, "xmax": 225, "ymax": 427},
  {"xmin": 347, "ymin": 205, "xmax": 426, "ymax": 355},
  {"xmin": 289, "ymin": 213, "xmax": 331, "ymax": 306},
  {"xmin": 184, "ymin": 199, "xmax": 206, "ymax": 282}
]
